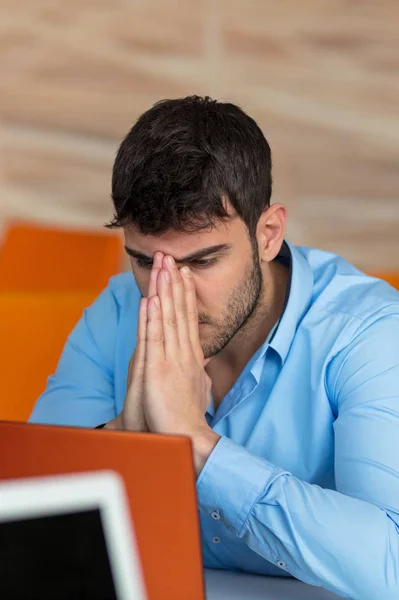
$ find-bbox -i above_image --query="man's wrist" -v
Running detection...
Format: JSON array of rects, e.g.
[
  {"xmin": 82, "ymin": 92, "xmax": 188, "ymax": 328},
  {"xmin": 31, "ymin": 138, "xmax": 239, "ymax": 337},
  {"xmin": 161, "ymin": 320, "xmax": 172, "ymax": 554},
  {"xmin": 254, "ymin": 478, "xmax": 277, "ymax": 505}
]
[
  {"xmin": 191, "ymin": 428, "xmax": 220, "ymax": 477},
  {"xmin": 104, "ymin": 413, "xmax": 124, "ymax": 430}
]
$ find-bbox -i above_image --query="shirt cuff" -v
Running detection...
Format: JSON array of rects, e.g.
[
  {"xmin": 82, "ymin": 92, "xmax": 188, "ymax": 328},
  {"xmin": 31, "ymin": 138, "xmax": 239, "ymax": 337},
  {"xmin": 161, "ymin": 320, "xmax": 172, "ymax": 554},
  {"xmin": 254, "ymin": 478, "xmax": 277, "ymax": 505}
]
[{"xmin": 196, "ymin": 436, "xmax": 287, "ymax": 536}]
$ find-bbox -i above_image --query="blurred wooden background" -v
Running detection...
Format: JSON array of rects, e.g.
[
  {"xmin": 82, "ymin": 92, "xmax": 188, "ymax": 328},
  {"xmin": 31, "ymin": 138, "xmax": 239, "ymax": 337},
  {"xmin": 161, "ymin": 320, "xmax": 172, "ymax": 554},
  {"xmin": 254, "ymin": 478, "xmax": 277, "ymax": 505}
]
[{"xmin": 1, "ymin": 0, "xmax": 398, "ymax": 270}]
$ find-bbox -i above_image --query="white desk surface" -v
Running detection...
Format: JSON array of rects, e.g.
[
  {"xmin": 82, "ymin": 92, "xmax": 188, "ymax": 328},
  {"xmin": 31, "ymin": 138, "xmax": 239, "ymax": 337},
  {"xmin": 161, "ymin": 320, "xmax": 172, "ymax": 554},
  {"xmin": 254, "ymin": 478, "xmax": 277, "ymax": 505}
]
[{"xmin": 204, "ymin": 569, "xmax": 343, "ymax": 600}]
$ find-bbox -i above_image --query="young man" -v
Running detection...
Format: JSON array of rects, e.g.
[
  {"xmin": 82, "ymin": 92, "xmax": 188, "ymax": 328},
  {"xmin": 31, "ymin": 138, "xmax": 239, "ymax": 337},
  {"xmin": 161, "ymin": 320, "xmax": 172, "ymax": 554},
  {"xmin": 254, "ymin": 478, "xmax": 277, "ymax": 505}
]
[{"xmin": 30, "ymin": 96, "xmax": 399, "ymax": 599}]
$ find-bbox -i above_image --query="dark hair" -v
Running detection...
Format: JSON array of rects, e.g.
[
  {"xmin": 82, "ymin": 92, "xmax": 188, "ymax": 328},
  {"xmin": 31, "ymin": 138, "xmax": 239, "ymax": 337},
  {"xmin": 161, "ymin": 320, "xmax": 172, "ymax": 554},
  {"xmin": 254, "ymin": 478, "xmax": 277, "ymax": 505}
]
[{"xmin": 107, "ymin": 96, "xmax": 272, "ymax": 238}]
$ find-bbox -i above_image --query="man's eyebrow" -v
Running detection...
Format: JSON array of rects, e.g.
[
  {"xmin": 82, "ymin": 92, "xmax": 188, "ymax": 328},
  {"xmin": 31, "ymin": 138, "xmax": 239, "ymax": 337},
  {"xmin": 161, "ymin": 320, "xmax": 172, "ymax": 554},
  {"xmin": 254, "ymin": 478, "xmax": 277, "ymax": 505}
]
[{"xmin": 124, "ymin": 243, "xmax": 233, "ymax": 263}]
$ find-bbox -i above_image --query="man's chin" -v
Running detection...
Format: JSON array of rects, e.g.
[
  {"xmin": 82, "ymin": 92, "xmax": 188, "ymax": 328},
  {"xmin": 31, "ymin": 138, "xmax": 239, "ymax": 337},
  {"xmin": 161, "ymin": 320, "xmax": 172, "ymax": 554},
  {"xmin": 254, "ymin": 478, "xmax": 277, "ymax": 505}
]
[
  {"xmin": 202, "ymin": 342, "xmax": 221, "ymax": 361},
  {"xmin": 201, "ymin": 344, "xmax": 214, "ymax": 360}
]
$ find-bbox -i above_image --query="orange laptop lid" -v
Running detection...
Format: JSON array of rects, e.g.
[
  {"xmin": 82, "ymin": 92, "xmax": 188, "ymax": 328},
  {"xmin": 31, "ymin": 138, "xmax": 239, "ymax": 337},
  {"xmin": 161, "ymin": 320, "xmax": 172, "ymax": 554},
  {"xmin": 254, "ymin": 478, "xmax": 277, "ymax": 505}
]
[{"xmin": 0, "ymin": 421, "xmax": 205, "ymax": 600}]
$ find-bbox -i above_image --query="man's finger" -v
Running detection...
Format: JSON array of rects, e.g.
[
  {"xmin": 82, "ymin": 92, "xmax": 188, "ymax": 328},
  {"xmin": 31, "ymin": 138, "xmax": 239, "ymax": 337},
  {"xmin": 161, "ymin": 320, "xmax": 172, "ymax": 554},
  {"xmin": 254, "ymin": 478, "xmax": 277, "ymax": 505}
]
[
  {"xmin": 123, "ymin": 297, "xmax": 148, "ymax": 432},
  {"xmin": 148, "ymin": 252, "xmax": 163, "ymax": 298},
  {"xmin": 158, "ymin": 268, "xmax": 180, "ymax": 357},
  {"xmin": 130, "ymin": 297, "xmax": 148, "ymax": 382},
  {"xmin": 163, "ymin": 255, "xmax": 190, "ymax": 351},
  {"xmin": 181, "ymin": 266, "xmax": 203, "ymax": 363},
  {"xmin": 145, "ymin": 294, "xmax": 165, "ymax": 366},
  {"xmin": 136, "ymin": 296, "xmax": 148, "ymax": 368}
]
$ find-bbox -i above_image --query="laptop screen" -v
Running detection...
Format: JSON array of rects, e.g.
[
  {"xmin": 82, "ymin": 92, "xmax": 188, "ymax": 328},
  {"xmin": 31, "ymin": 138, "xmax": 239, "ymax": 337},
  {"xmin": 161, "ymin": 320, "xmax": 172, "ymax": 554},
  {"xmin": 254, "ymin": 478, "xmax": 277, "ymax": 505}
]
[{"xmin": 0, "ymin": 508, "xmax": 118, "ymax": 600}]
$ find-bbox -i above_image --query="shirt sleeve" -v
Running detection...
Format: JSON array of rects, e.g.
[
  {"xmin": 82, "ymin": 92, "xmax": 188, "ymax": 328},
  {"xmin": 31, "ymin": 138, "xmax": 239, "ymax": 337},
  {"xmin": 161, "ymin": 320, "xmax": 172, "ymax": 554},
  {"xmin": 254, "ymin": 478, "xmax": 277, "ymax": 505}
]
[
  {"xmin": 196, "ymin": 314, "xmax": 399, "ymax": 600},
  {"xmin": 29, "ymin": 284, "xmax": 120, "ymax": 428}
]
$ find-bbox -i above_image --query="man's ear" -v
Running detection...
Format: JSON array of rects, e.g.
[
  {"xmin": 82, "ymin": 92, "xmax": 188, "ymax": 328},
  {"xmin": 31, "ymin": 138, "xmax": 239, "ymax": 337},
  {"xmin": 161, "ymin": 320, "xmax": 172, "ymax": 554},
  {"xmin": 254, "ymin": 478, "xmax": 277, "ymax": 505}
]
[{"xmin": 256, "ymin": 204, "xmax": 287, "ymax": 262}]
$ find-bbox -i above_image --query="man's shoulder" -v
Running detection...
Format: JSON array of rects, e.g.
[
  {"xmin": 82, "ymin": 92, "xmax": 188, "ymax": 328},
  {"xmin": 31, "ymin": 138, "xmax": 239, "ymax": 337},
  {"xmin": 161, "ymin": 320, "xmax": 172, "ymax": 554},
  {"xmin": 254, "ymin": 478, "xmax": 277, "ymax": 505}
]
[
  {"xmin": 107, "ymin": 271, "xmax": 141, "ymax": 307},
  {"xmin": 85, "ymin": 272, "xmax": 141, "ymax": 330},
  {"xmin": 296, "ymin": 244, "xmax": 399, "ymax": 324},
  {"xmin": 78, "ymin": 272, "xmax": 141, "ymax": 343}
]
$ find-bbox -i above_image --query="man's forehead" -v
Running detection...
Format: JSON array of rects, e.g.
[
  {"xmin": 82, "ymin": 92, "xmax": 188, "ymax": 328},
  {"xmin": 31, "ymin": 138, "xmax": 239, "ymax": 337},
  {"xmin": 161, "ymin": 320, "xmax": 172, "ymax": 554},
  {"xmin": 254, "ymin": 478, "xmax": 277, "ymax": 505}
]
[{"xmin": 123, "ymin": 220, "xmax": 240, "ymax": 259}]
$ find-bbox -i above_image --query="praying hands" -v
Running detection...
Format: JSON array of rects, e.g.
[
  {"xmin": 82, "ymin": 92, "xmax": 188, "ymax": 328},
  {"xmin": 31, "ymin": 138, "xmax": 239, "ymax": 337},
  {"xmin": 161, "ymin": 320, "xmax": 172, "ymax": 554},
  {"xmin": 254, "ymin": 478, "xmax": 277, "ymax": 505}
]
[{"xmin": 108, "ymin": 251, "xmax": 220, "ymax": 475}]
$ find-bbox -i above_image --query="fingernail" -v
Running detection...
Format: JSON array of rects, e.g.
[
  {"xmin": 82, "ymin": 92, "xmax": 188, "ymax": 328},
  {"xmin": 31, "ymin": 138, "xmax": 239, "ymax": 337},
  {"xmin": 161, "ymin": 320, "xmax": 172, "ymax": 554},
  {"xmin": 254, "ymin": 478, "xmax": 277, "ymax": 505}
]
[
  {"xmin": 154, "ymin": 296, "xmax": 160, "ymax": 309},
  {"xmin": 167, "ymin": 255, "xmax": 175, "ymax": 268},
  {"xmin": 181, "ymin": 266, "xmax": 191, "ymax": 278},
  {"xmin": 163, "ymin": 270, "xmax": 171, "ymax": 283}
]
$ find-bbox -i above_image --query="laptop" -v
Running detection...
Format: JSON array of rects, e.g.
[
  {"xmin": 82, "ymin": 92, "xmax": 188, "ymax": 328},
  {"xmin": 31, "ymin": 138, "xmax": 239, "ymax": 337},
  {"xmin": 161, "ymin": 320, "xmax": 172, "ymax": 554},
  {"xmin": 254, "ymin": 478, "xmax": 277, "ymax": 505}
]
[
  {"xmin": 0, "ymin": 421, "xmax": 206, "ymax": 600},
  {"xmin": 0, "ymin": 470, "xmax": 146, "ymax": 600}
]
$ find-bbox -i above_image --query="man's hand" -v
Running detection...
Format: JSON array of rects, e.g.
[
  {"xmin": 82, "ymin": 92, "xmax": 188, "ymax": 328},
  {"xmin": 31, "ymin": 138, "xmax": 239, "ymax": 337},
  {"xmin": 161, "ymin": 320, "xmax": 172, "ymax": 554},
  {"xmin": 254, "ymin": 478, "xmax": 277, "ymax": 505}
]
[
  {"xmin": 119, "ymin": 298, "xmax": 149, "ymax": 431},
  {"xmin": 106, "ymin": 252, "xmax": 163, "ymax": 431},
  {"xmin": 143, "ymin": 254, "xmax": 220, "ymax": 474}
]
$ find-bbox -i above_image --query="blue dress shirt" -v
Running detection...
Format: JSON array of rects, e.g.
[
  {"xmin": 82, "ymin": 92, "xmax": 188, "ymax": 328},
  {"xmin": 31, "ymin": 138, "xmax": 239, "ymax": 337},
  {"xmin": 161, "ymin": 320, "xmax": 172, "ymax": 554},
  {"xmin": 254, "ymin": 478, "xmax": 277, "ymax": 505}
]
[{"xmin": 30, "ymin": 241, "xmax": 399, "ymax": 600}]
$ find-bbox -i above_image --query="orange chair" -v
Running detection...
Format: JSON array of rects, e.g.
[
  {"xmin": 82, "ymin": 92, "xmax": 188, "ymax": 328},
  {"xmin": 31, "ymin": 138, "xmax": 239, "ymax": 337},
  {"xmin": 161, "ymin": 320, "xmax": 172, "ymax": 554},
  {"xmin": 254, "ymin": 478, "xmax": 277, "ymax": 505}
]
[
  {"xmin": 370, "ymin": 272, "xmax": 399, "ymax": 291},
  {"xmin": 0, "ymin": 222, "xmax": 123, "ymax": 292},
  {"xmin": 0, "ymin": 291, "xmax": 98, "ymax": 421}
]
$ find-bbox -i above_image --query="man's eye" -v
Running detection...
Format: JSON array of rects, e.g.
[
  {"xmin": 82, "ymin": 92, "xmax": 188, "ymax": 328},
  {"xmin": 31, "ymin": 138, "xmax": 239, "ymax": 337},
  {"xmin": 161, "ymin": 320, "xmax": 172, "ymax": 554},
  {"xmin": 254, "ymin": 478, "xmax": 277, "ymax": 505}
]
[
  {"xmin": 191, "ymin": 258, "xmax": 217, "ymax": 268},
  {"xmin": 135, "ymin": 257, "xmax": 217, "ymax": 270},
  {"xmin": 135, "ymin": 259, "xmax": 153, "ymax": 270}
]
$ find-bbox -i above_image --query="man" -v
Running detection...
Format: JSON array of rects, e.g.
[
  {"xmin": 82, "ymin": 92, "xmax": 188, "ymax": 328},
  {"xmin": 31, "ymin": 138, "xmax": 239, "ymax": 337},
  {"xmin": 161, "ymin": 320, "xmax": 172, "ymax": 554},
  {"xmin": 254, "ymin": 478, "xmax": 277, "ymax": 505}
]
[{"xmin": 30, "ymin": 96, "xmax": 399, "ymax": 599}]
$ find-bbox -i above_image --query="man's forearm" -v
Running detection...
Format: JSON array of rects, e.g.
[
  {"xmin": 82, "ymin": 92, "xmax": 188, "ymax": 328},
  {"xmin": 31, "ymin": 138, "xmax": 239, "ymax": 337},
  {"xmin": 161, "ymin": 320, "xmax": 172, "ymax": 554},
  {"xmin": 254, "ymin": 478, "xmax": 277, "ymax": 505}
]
[{"xmin": 196, "ymin": 436, "xmax": 399, "ymax": 600}]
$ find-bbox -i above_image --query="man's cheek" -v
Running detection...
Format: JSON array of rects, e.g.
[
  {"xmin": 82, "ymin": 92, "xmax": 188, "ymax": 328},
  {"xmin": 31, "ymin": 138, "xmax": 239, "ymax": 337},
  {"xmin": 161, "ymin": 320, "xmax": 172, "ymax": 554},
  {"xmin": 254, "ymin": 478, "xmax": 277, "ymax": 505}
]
[{"xmin": 132, "ymin": 271, "xmax": 150, "ymax": 297}]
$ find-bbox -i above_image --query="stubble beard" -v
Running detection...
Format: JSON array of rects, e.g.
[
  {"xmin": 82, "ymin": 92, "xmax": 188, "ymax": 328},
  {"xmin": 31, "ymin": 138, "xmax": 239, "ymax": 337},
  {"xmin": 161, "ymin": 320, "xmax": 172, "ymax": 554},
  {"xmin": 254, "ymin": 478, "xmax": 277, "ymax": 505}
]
[{"xmin": 200, "ymin": 246, "xmax": 264, "ymax": 359}]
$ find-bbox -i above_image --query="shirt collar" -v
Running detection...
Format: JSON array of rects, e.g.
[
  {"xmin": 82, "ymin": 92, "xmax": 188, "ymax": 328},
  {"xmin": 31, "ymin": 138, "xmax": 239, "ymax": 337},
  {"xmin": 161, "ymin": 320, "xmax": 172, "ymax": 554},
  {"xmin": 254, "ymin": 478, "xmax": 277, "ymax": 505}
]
[{"xmin": 250, "ymin": 240, "xmax": 314, "ymax": 382}]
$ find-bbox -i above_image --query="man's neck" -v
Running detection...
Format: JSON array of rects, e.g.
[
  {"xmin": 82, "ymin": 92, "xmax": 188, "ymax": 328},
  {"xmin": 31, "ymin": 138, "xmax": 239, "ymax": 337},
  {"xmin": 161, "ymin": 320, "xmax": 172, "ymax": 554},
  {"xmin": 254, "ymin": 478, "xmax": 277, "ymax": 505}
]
[{"xmin": 206, "ymin": 260, "xmax": 289, "ymax": 383}]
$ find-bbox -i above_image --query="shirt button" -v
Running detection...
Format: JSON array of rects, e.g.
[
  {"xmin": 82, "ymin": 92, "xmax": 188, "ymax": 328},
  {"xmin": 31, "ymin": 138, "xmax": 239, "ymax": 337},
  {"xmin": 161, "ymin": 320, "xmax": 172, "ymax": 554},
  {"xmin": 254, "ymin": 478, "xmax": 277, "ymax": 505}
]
[
  {"xmin": 277, "ymin": 560, "xmax": 286, "ymax": 569},
  {"xmin": 210, "ymin": 510, "xmax": 221, "ymax": 520},
  {"xmin": 212, "ymin": 536, "xmax": 221, "ymax": 544}
]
